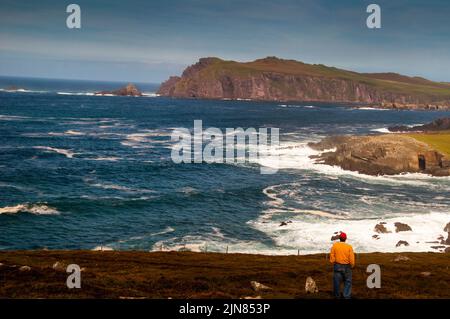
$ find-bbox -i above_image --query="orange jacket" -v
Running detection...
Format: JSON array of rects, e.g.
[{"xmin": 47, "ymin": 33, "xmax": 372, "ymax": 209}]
[{"xmin": 330, "ymin": 242, "xmax": 355, "ymax": 267}]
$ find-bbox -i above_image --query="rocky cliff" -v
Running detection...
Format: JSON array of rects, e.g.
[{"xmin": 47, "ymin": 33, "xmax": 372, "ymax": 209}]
[
  {"xmin": 309, "ymin": 134, "xmax": 450, "ymax": 176},
  {"xmin": 158, "ymin": 57, "xmax": 450, "ymax": 110}
]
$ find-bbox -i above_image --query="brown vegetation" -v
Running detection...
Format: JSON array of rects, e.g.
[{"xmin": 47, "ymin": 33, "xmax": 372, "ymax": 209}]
[{"xmin": 0, "ymin": 251, "xmax": 449, "ymax": 299}]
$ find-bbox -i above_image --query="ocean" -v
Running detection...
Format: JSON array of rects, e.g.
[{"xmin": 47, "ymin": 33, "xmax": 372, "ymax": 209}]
[{"xmin": 1, "ymin": 76, "xmax": 449, "ymax": 254}]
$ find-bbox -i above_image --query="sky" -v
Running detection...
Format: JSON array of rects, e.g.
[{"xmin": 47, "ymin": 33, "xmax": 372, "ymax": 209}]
[{"xmin": 1, "ymin": 0, "xmax": 450, "ymax": 83}]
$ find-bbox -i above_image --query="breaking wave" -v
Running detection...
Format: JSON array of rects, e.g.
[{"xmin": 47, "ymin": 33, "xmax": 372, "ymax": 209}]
[
  {"xmin": 33, "ymin": 146, "xmax": 76, "ymax": 158},
  {"xmin": 0, "ymin": 204, "xmax": 60, "ymax": 215}
]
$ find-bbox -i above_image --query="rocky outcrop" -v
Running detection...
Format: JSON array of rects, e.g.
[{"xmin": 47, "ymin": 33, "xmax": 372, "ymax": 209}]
[
  {"xmin": 96, "ymin": 83, "xmax": 142, "ymax": 96},
  {"xmin": 158, "ymin": 57, "xmax": 450, "ymax": 110},
  {"xmin": 396, "ymin": 240, "xmax": 410, "ymax": 247},
  {"xmin": 374, "ymin": 223, "xmax": 390, "ymax": 234},
  {"xmin": 19, "ymin": 265, "xmax": 31, "ymax": 272},
  {"xmin": 442, "ymin": 222, "xmax": 450, "ymax": 245},
  {"xmin": 395, "ymin": 222, "xmax": 412, "ymax": 233},
  {"xmin": 305, "ymin": 277, "xmax": 319, "ymax": 293},
  {"xmin": 389, "ymin": 118, "xmax": 450, "ymax": 132},
  {"xmin": 393, "ymin": 255, "xmax": 410, "ymax": 262},
  {"xmin": 251, "ymin": 281, "xmax": 271, "ymax": 292},
  {"xmin": 309, "ymin": 134, "xmax": 450, "ymax": 176}
]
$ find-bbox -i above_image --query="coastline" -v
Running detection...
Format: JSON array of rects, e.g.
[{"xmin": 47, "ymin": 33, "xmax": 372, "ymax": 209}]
[{"xmin": 1, "ymin": 250, "xmax": 449, "ymax": 299}]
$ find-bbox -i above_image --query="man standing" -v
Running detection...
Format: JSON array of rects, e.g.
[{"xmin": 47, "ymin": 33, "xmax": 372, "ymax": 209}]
[{"xmin": 329, "ymin": 232, "xmax": 355, "ymax": 299}]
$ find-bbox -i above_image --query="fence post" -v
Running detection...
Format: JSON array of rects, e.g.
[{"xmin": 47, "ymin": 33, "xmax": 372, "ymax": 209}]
[{"xmin": 226, "ymin": 246, "xmax": 229, "ymax": 254}]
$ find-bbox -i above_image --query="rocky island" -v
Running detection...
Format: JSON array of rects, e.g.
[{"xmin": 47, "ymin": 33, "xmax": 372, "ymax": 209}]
[
  {"xmin": 95, "ymin": 83, "xmax": 142, "ymax": 96},
  {"xmin": 309, "ymin": 118, "xmax": 450, "ymax": 176},
  {"xmin": 158, "ymin": 57, "xmax": 450, "ymax": 110}
]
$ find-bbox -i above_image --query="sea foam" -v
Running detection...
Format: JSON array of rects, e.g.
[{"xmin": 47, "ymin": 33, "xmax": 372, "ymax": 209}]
[{"xmin": 0, "ymin": 204, "xmax": 60, "ymax": 215}]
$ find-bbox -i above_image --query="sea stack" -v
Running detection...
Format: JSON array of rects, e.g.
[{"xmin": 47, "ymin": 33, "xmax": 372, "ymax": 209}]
[{"xmin": 95, "ymin": 83, "xmax": 142, "ymax": 96}]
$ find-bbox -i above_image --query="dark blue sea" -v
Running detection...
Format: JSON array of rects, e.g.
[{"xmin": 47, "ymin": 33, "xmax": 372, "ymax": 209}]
[{"xmin": 1, "ymin": 76, "xmax": 449, "ymax": 254}]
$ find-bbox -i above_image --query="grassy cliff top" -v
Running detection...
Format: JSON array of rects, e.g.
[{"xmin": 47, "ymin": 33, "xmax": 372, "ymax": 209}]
[
  {"xmin": 406, "ymin": 132, "xmax": 450, "ymax": 156},
  {"xmin": 196, "ymin": 56, "xmax": 450, "ymax": 98}
]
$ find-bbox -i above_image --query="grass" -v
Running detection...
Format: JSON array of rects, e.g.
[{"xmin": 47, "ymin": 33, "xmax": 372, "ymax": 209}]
[
  {"xmin": 406, "ymin": 132, "xmax": 450, "ymax": 156},
  {"xmin": 1, "ymin": 251, "xmax": 449, "ymax": 299}
]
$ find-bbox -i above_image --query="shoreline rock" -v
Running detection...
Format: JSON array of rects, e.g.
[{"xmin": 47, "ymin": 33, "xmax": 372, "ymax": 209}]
[
  {"xmin": 389, "ymin": 117, "xmax": 450, "ymax": 132},
  {"xmin": 309, "ymin": 134, "xmax": 450, "ymax": 177},
  {"xmin": 395, "ymin": 222, "xmax": 412, "ymax": 233},
  {"xmin": 95, "ymin": 83, "xmax": 142, "ymax": 97}
]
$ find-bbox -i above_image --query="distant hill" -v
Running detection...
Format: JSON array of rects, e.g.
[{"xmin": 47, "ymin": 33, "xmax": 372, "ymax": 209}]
[{"xmin": 158, "ymin": 57, "xmax": 450, "ymax": 110}]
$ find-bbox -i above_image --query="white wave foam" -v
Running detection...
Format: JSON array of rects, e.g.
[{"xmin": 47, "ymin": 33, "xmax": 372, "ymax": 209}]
[
  {"xmin": 142, "ymin": 92, "xmax": 160, "ymax": 97},
  {"xmin": 371, "ymin": 127, "xmax": 392, "ymax": 133},
  {"xmin": 354, "ymin": 107, "xmax": 389, "ymax": 111},
  {"xmin": 92, "ymin": 246, "xmax": 114, "ymax": 251},
  {"xmin": 57, "ymin": 92, "xmax": 95, "ymax": 96},
  {"xmin": 257, "ymin": 141, "xmax": 449, "ymax": 186},
  {"xmin": 249, "ymin": 211, "xmax": 450, "ymax": 254},
  {"xmin": 0, "ymin": 114, "xmax": 30, "ymax": 121},
  {"xmin": 33, "ymin": 146, "xmax": 75, "ymax": 158},
  {"xmin": 2, "ymin": 88, "xmax": 48, "ymax": 94},
  {"xmin": 0, "ymin": 204, "xmax": 60, "ymax": 215},
  {"xmin": 88, "ymin": 180, "xmax": 155, "ymax": 194},
  {"xmin": 65, "ymin": 130, "xmax": 84, "ymax": 136},
  {"xmin": 279, "ymin": 104, "xmax": 316, "ymax": 109},
  {"xmin": 121, "ymin": 130, "xmax": 172, "ymax": 148},
  {"xmin": 90, "ymin": 157, "xmax": 121, "ymax": 162}
]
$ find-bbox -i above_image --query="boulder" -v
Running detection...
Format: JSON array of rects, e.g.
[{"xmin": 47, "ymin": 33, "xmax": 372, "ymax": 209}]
[
  {"xmin": 251, "ymin": 281, "xmax": 271, "ymax": 292},
  {"xmin": 52, "ymin": 261, "xmax": 66, "ymax": 271},
  {"xmin": 393, "ymin": 255, "xmax": 410, "ymax": 262},
  {"xmin": 444, "ymin": 222, "xmax": 450, "ymax": 233},
  {"xmin": 95, "ymin": 83, "xmax": 142, "ymax": 97},
  {"xmin": 420, "ymin": 272, "xmax": 431, "ymax": 277},
  {"xmin": 331, "ymin": 231, "xmax": 344, "ymax": 241},
  {"xmin": 395, "ymin": 222, "xmax": 412, "ymax": 232},
  {"xmin": 374, "ymin": 223, "xmax": 390, "ymax": 234},
  {"xmin": 442, "ymin": 235, "xmax": 450, "ymax": 245},
  {"xmin": 372, "ymin": 235, "xmax": 380, "ymax": 240},
  {"xmin": 279, "ymin": 221, "xmax": 291, "ymax": 227},
  {"xmin": 396, "ymin": 240, "xmax": 409, "ymax": 247},
  {"xmin": 305, "ymin": 277, "xmax": 319, "ymax": 294},
  {"xmin": 19, "ymin": 265, "xmax": 31, "ymax": 272}
]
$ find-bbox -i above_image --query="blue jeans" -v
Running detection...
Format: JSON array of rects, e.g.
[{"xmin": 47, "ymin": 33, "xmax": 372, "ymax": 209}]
[{"xmin": 333, "ymin": 264, "xmax": 352, "ymax": 299}]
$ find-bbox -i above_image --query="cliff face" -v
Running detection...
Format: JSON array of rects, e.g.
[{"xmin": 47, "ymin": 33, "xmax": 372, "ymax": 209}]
[{"xmin": 158, "ymin": 57, "xmax": 450, "ymax": 109}]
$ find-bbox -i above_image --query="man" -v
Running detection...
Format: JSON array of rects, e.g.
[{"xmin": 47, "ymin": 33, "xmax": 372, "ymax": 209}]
[{"xmin": 329, "ymin": 232, "xmax": 355, "ymax": 299}]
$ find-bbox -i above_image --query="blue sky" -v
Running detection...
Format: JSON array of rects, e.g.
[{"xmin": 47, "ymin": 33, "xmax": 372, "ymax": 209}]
[{"xmin": 1, "ymin": 0, "xmax": 450, "ymax": 83}]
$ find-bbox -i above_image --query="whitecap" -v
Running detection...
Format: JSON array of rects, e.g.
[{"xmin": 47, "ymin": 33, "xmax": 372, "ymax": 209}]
[
  {"xmin": 0, "ymin": 203, "xmax": 60, "ymax": 215},
  {"xmin": 249, "ymin": 211, "xmax": 450, "ymax": 254},
  {"xmin": 33, "ymin": 146, "xmax": 75, "ymax": 158},
  {"xmin": 92, "ymin": 246, "xmax": 114, "ymax": 251}
]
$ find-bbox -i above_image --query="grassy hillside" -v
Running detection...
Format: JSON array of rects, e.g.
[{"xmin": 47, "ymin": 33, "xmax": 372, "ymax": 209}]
[
  {"xmin": 1, "ymin": 251, "xmax": 449, "ymax": 299},
  {"xmin": 406, "ymin": 132, "xmax": 450, "ymax": 156},
  {"xmin": 199, "ymin": 56, "xmax": 450, "ymax": 99}
]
